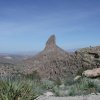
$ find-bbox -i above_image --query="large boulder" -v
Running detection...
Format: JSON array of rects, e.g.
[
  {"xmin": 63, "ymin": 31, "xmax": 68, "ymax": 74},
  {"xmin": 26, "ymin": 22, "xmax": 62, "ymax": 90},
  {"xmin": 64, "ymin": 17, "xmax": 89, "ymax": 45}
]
[
  {"xmin": 74, "ymin": 75, "xmax": 81, "ymax": 81},
  {"xmin": 82, "ymin": 68, "xmax": 100, "ymax": 78}
]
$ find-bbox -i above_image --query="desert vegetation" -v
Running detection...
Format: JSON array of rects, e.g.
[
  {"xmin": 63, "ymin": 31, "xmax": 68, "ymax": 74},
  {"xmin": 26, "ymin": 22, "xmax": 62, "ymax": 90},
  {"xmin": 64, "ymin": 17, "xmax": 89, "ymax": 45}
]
[
  {"xmin": 0, "ymin": 36, "xmax": 100, "ymax": 100},
  {"xmin": 0, "ymin": 79, "xmax": 38, "ymax": 100},
  {"xmin": 1, "ymin": 74, "xmax": 100, "ymax": 100}
]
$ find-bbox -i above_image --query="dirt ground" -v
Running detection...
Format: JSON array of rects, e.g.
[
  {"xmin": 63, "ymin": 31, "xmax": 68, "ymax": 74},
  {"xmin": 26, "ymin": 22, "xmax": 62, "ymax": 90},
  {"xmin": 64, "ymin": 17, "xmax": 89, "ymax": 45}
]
[{"xmin": 35, "ymin": 94, "xmax": 100, "ymax": 100}]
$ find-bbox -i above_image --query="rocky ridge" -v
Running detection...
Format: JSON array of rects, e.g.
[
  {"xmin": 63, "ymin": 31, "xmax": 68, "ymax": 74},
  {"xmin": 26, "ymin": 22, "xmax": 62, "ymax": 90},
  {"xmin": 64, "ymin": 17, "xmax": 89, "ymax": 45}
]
[
  {"xmin": 0, "ymin": 35, "xmax": 100, "ymax": 80},
  {"xmin": 22, "ymin": 35, "xmax": 70, "ymax": 80},
  {"xmin": 21, "ymin": 35, "xmax": 100, "ymax": 80}
]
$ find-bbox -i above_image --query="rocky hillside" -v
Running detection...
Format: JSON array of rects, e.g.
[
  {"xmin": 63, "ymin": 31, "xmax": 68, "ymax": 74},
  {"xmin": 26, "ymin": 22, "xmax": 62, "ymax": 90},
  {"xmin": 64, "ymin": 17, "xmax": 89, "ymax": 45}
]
[
  {"xmin": 20, "ymin": 35, "xmax": 100, "ymax": 80},
  {"xmin": 73, "ymin": 46, "xmax": 100, "ymax": 75},
  {"xmin": 0, "ymin": 55, "xmax": 28, "ymax": 79},
  {"xmin": 21, "ymin": 35, "xmax": 70, "ymax": 80},
  {"xmin": 0, "ymin": 35, "xmax": 100, "ymax": 80}
]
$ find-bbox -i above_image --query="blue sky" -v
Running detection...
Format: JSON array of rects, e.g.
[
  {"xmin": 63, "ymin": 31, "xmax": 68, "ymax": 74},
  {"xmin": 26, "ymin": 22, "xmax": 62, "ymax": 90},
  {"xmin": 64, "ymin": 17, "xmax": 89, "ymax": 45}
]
[{"xmin": 0, "ymin": 0, "xmax": 100, "ymax": 53}]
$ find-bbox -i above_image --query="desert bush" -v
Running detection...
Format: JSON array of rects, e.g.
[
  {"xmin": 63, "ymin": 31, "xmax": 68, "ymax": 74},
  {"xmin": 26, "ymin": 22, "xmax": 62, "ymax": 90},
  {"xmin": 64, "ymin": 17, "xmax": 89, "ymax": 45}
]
[
  {"xmin": 41, "ymin": 79, "xmax": 55, "ymax": 90},
  {"xmin": 76, "ymin": 67, "xmax": 88, "ymax": 76},
  {"xmin": 0, "ymin": 79, "xmax": 38, "ymax": 100},
  {"xmin": 25, "ymin": 70, "xmax": 41, "ymax": 81},
  {"xmin": 64, "ymin": 77, "xmax": 75, "ymax": 86},
  {"xmin": 54, "ymin": 77, "xmax": 62, "ymax": 86},
  {"xmin": 68, "ymin": 77, "xmax": 99, "ymax": 96},
  {"xmin": 52, "ymin": 85, "xmax": 60, "ymax": 96}
]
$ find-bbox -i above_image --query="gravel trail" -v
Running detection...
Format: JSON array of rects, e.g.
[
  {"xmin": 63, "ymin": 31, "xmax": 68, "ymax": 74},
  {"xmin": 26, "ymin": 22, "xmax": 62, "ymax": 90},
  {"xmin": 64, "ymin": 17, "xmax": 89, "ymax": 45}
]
[{"xmin": 35, "ymin": 94, "xmax": 100, "ymax": 100}]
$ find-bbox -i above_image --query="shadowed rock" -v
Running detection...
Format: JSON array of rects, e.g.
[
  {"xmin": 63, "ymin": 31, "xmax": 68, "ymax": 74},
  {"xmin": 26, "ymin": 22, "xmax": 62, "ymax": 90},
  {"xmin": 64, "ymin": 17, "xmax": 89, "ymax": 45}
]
[{"xmin": 45, "ymin": 35, "xmax": 56, "ymax": 50}]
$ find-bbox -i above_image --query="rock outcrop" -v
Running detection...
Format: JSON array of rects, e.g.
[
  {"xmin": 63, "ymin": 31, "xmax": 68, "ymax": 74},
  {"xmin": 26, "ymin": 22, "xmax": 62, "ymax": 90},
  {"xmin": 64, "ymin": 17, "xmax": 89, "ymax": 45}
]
[
  {"xmin": 22, "ymin": 35, "xmax": 71, "ymax": 80},
  {"xmin": 1, "ymin": 35, "xmax": 100, "ymax": 80},
  {"xmin": 45, "ymin": 35, "xmax": 56, "ymax": 50},
  {"xmin": 20, "ymin": 35, "xmax": 100, "ymax": 80},
  {"xmin": 73, "ymin": 46, "xmax": 100, "ymax": 76},
  {"xmin": 82, "ymin": 68, "xmax": 100, "ymax": 78}
]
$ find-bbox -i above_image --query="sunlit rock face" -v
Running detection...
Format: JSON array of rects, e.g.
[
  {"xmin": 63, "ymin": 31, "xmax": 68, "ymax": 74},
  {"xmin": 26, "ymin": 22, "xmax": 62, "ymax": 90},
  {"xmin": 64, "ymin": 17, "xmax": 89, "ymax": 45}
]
[{"xmin": 82, "ymin": 68, "xmax": 100, "ymax": 78}]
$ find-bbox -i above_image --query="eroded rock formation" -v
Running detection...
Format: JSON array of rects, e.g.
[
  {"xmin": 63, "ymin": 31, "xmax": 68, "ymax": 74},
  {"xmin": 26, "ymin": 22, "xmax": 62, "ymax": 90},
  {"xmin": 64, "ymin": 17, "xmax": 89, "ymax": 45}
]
[
  {"xmin": 21, "ymin": 35, "xmax": 100, "ymax": 80},
  {"xmin": 1, "ymin": 35, "xmax": 100, "ymax": 80},
  {"xmin": 22, "ymin": 35, "xmax": 71, "ymax": 80}
]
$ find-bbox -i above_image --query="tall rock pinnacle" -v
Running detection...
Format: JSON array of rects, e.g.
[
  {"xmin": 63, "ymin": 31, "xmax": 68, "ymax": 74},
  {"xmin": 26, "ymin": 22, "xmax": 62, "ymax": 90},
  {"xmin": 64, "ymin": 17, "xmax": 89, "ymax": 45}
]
[
  {"xmin": 22, "ymin": 34, "xmax": 70, "ymax": 80},
  {"xmin": 45, "ymin": 35, "xmax": 56, "ymax": 50}
]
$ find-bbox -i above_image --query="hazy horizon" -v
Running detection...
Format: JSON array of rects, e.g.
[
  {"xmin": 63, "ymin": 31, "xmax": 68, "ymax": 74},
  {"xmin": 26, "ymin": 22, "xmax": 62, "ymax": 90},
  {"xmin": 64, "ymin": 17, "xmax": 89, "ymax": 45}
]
[{"xmin": 0, "ymin": 0, "xmax": 100, "ymax": 53}]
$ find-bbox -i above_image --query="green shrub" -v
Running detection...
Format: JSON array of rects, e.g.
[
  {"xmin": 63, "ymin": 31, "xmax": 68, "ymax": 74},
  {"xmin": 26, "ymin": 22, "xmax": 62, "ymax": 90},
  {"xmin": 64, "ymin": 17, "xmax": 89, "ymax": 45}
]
[
  {"xmin": 76, "ymin": 68, "xmax": 88, "ymax": 76},
  {"xmin": 68, "ymin": 77, "xmax": 99, "ymax": 96},
  {"xmin": 41, "ymin": 79, "xmax": 55, "ymax": 90},
  {"xmin": 64, "ymin": 77, "xmax": 75, "ymax": 86},
  {"xmin": 68, "ymin": 87, "xmax": 76, "ymax": 96},
  {"xmin": 25, "ymin": 70, "xmax": 41, "ymax": 81},
  {"xmin": 0, "ymin": 80, "xmax": 38, "ymax": 100},
  {"xmin": 54, "ymin": 77, "xmax": 62, "ymax": 86},
  {"xmin": 52, "ymin": 86, "xmax": 60, "ymax": 96}
]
